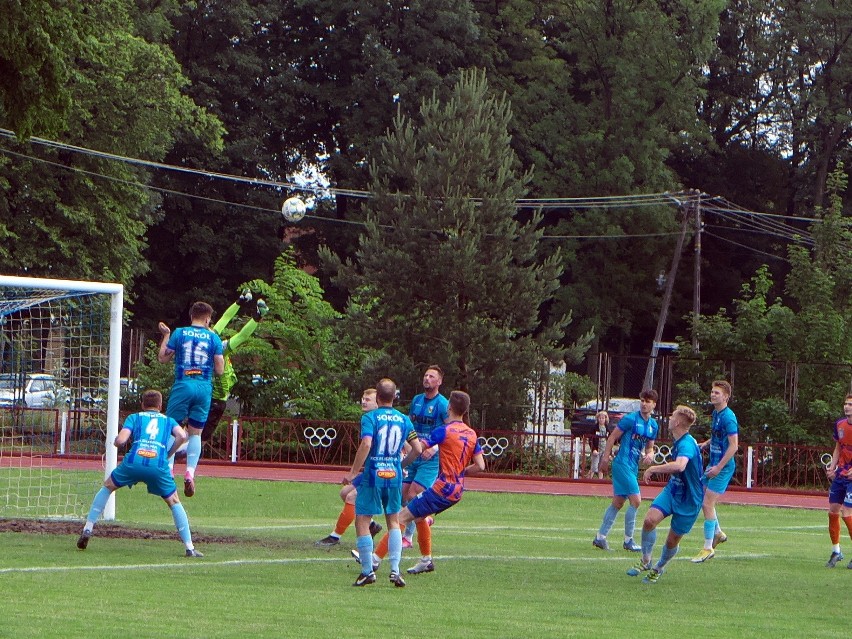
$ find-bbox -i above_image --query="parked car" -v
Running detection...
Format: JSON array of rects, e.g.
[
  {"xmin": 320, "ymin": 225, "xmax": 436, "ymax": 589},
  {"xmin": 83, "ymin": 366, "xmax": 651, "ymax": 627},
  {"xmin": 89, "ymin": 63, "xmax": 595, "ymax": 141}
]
[
  {"xmin": 568, "ymin": 397, "xmax": 643, "ymax": 437},
  {"xmin": 79, "ymin": 377, "xmax": 139, "ymax": 406},
  {"xmin": 0, "ymin": 373, "xmax": 70, "ymax": 408}
]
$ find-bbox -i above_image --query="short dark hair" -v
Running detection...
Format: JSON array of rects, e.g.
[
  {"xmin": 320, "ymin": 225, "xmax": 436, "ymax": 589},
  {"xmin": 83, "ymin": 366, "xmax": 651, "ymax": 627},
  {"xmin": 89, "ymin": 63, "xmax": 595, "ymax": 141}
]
[
  {"xmin": 376, "ymin": 378, "xmax": 397, "ymax": 403},
  {"xmin": 449, "ymin": 390, "xmax": 470, "ymax": 416},
  {"xmin": 639, "ymin": 389, "xmax": 659, "ymax": 403},
  {"xmin": 189, "ymin": 301, "xmax": 214, "ymax": 321},
  {"xmin": 141, "ymin": 389, "xmax": 162, "ymax": 410},
  {"xmin": 426, "ymin": 364, "xmax": 444, "ymax": 378}
]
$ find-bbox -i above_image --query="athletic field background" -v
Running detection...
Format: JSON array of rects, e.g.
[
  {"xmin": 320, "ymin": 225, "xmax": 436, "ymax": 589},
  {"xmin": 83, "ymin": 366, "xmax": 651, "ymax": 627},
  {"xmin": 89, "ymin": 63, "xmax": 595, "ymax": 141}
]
[{"xmin": 0, "ymin": 477, "xmax": 838, "ymax": 639}]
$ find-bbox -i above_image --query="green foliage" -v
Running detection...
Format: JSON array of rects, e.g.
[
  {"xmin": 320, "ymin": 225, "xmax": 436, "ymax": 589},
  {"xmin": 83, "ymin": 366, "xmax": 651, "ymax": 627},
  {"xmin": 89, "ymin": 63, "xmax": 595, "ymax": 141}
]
[
  {"xmin": 680, "ymin": 166, "xmax": 851, "ymax": 443},
  {"xmin": 474, "ymin": 0, "xmax": 725, "ymax": 353},
  {"xmin": 0, "ymin": 0, "xmax": 224, "ymax": 294},
  {"xmin": 229, "ymin": 249, "xmax": 361, "ymax": 419},
  {"xmin": 558, "ymin": 371, "xmax": 598, "ymax": 408},
  {"xmin": 0, "ymin": 0, "xmax": 76, "ymax": 138},
  {"xmin": 134, "ymin": 250, "xmax": 361, "ymax": 419},
  {"xmin": 323, "ymin": 69, "xmax": 589, "ymax": 428},
  {"xmin": 131, "ymin": 342, "xmax": 176, "ymax": 407},
  {"xmin": 130, "ymin": 0, "xmax": 482, "ymax": 326}
]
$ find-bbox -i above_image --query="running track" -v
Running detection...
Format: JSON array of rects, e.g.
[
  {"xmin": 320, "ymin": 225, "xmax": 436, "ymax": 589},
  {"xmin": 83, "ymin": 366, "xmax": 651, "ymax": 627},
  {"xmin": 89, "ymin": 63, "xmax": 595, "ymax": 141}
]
[{"xmin": 25, "ymin": 457, "xmax": 825, "ymax": 510}]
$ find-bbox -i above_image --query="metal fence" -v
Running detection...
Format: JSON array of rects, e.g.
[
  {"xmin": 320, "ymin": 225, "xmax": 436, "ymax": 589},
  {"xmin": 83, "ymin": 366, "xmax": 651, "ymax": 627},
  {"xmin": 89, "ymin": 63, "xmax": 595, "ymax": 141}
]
[
  {"xmin": 584, "ymin": 352, "xmax": 852, "ymax": 419},
  {"xmin": 1, "ymin": 407, "xmax": 839, "ymax": 492},
  {"xmin": 200, "ymin": 417, "xmax": 834, "ymax": 491}
]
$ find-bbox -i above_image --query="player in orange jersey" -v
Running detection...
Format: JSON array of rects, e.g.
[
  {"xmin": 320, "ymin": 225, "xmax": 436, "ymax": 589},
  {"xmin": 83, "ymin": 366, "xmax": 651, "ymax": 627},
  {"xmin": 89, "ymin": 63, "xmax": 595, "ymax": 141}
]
[
  {"xmin": 824, "ymin": 394, "xmax": 852, "ymax": 568},
  {"xmin": 362, "ymin": 390, "xmax": 485, "ymax": 575}
]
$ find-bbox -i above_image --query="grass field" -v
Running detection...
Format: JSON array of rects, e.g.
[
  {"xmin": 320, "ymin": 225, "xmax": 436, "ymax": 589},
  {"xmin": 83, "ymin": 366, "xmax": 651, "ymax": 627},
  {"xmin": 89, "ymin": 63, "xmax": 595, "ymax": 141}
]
[{"xmin": 0, "ymin": 476, "xmax": 840, "ymax": 639}]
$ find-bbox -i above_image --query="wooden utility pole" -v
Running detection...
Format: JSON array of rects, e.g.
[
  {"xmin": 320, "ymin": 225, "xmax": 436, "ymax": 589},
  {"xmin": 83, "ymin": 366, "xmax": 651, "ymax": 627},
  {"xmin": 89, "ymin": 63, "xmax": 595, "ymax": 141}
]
[
  {"xmin": 692, "ymin": 191, "xmax": 702, "ymax": 354},
  {"xmin": 644, "ymin": 197, "xmax": 691, "ymax": 390}
]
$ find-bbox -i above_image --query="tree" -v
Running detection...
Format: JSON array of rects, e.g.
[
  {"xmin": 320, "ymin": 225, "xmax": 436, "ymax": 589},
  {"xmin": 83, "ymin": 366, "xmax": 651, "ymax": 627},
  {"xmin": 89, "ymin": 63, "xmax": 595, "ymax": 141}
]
[
  {"xmin": 469, "ymin": 0, "xmax": 726, "ymax": 356},
  {"xmin": 680, "ymin": 166, "xmax": 852, "ymax": 443},
  {"xmin": 0, "ymin": 0, "xmax": 224, "ymax": 292},
  {"xmin": 0, "ymin": 0, "xmax": 76, "ymax": 138},
  {"xmin": 129, "ymin": 0, "xmax": 484, "ymax": 326},
  {"xmin": 135, "ymin": 248, "xmax": 361, "ymax": 419},
  {"xmin": 322, "ymin": 69, "xmax": 591, "ymax": 429}
]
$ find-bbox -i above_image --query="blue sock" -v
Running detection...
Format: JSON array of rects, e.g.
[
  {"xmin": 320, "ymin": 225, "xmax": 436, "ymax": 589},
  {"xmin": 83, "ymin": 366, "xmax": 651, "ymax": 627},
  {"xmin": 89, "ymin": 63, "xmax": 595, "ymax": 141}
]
[
  {"xmin": 186, "ymin": 434, "xmax": 202, "ymax": 473},
  {"xmin": 388, "ymin": 528, "xmax": 402, "ymax": 574},
  {"xmin": 625, "ymin": 505, "xmax": 638, "ymax": 539},
  {"xmin": 598, "ymin": 505, "xmax": 619, "ymax": 537},
  {"xmin": 657, "ymin": 543, "xmax": 679, "ymax": 570},
  {"xmin": 641, "ymin": 527, "xmax": 656, "ymax": 559},
  {"xmin": 704, "ymin": 519, "xmax": 717, "ymax": 546},
  {"xmin": 356, "ymin": 535, "xmax": 374, "ymax": 575},
  {"xmin": 171, "ymin": 503, "xmax": 192, "ymax": 545},
  {"xmin": 403, "ymin": 520, "xmax": 416, "ymax": 539},
  {"xmin": 85, "ymin": 487, "xmax": 111, "ymax": 528},
  {"xmin": 714, "ymin": 518, "xmax": 722, "ymax": 535}
]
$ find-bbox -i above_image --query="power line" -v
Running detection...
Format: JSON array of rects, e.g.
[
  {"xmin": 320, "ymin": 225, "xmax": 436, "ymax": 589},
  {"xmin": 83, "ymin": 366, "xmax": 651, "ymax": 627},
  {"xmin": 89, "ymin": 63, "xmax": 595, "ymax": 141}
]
[
  {"xmin": 0, "ymin": 128, "xmax": 830, "ymax": 245},
  {"xmin": 704, "ymin": 231, "xmax": 792, "ymax": 263},
  {"xmin": 0, "ymin": 129, "xmax": 746, "ymax": 213}
]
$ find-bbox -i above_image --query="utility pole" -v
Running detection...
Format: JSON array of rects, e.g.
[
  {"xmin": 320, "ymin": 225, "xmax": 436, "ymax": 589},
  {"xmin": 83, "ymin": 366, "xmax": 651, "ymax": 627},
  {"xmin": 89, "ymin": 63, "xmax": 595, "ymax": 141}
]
[
  {"xmin": 644, "ymin": 198, "xmax": 691, "ymax": 390},
  {"xmin": 692, "ymin": 190, "xmax": 702, "ymax": 354}
]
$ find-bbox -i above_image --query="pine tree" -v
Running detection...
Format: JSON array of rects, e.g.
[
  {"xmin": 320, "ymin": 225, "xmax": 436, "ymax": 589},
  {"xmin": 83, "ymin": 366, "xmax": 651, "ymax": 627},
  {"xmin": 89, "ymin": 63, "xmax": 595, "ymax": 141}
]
[{"xmin": 322, "ymin": 69, "xmax": 590, "ymax": 428}]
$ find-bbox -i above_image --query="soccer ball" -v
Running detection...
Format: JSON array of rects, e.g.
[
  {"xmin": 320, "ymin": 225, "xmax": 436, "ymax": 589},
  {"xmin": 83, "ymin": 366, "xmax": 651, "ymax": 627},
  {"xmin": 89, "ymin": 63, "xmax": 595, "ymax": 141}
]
[{"xmin": 282, "ymin": 196, "xmax": 307, "ymax": 222}]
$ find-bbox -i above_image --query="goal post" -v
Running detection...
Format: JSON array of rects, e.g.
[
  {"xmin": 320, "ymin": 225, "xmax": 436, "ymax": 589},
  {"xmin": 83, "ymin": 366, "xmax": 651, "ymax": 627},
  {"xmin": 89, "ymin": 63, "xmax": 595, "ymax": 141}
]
[{"xmin": 0, "ymin": 275, "xmax": 123, "ymax": 520}]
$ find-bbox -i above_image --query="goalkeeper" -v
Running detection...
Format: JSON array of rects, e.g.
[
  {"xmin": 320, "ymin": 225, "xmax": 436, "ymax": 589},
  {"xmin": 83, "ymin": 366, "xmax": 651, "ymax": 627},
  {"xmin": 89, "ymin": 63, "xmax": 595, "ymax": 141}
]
[{"xmin": 201, "ymin": 289, "xmax": 268, "ymax": 443}]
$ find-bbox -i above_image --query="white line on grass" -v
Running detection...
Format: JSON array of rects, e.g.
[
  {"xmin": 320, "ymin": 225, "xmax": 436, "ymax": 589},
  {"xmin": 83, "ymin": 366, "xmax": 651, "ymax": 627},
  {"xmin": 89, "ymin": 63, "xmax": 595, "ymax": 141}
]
[{"xmin": 0, "ymin": 552, "xmax": 769, "ymax": 575}]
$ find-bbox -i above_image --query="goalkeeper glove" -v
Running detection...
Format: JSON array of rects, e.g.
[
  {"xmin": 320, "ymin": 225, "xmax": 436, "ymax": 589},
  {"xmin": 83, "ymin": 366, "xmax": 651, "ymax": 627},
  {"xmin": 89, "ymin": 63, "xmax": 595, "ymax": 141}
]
[
  {"xmin": 254, "ymin": 299, "xmax": 269, "ymax": 322},
  {"xmin": 237, "ymin": 289, "xmax": 252, "ymax": 307}
]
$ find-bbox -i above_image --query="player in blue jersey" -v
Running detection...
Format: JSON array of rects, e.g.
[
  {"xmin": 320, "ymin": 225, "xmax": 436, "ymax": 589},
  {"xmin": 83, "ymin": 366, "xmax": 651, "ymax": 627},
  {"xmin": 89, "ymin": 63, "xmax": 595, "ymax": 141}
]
[
  {"xmin": 76, "ymin": 390, "xmax": 203, "ymax": 556},
  {"xmin": 594, "ymin": 389, "xmax": 659, "ymax": 552},
  {"xmin": 625, "ymin": 405, "xmax": 700, "ymax": 584},
  {"xmin": 315, "ymin": 388, "xmax": 383, "ymax": 546},
  {"xmin": 158, "ymin": 301, "xmax": 225, "ymax": 498},
  {"xmin": 692, "ymin": 380, "xmax": 739, "ymax": 563},
  {"xmin": 400, "ymin": 365, "xmax": 449, "ymax": 552},
  {"xmin": 345, "ymin": 378, "xmax": 422, "ymax": 587}
]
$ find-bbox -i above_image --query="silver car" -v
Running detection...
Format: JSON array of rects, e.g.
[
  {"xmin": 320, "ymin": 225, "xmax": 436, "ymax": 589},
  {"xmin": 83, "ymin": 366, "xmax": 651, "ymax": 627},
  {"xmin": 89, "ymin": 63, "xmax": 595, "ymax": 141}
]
[{"xmin": 0, "ymin": 373, "xmax": 69, "ymax": 408}]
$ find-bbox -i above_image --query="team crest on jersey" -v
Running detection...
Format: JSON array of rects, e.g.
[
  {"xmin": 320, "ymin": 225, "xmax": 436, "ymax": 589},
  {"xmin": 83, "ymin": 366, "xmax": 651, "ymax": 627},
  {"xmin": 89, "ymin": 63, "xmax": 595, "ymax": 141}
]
[
  {"xmin": 840, "ymin": 427, "xmax": 846, "ymax": 439},
  {"xmin": 427, "ymin": 406, "xmax": 434, "ymax": 414}
]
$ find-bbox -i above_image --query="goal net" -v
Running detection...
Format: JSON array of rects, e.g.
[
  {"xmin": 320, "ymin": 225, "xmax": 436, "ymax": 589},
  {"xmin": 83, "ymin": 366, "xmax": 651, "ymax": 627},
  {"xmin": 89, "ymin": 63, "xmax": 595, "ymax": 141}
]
[{"xmin": 0, "ymin": 275, "xmax": 123, "ymax": 520}]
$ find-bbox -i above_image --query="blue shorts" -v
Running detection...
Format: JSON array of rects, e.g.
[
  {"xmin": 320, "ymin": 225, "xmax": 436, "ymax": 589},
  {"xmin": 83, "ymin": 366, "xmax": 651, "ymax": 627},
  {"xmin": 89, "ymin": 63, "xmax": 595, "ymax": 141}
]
[
  {"xmin": 829, "ymin": 476, "xmax": 852, "ymax": 507},
  {"xmin": 111, "ymin": 461, "xmax": 178, "ymax": 499},
  {"xmin": 705, "ymin": 462, "xmax": 735, "ymax": 494},
  {"xmin": 611, "ymin": 462, "xmax": 640, "ymax": 497},
  {"xmin": 355, "ymin": 483, "xmax": 402, "ymax": 517},
  {"xmin": 407, "ymin": 489, "xmax": 456, "ymax": 519},
  {"xmin": 351, "ymin": 473, "xmax": 363, "ymax": 489},
  {"xmin": 165, "ymin": 380, "xmax": 212, "ymax": 428},
  {"xmin": 404, "ymin": 456, "xmax": 439, "ymax": 491},
  {"xmin": 650, "ymin": 486, "xmax": 701, "ymax": 536}
]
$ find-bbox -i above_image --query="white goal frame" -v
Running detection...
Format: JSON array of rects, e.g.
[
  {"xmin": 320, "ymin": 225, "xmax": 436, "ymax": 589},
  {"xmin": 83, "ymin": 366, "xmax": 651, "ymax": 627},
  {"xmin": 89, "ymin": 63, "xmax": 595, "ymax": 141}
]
[{"xmin": 0, "ymin": 274, "xmax": 123, "ymax": 520}]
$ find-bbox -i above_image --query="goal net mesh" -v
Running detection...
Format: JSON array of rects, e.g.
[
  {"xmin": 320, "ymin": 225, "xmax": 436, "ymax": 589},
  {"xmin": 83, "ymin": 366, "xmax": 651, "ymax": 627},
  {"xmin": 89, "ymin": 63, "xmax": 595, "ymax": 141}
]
[{"xmin": 0, "ymin": 281, "xmax": 118, "ymax": 519}]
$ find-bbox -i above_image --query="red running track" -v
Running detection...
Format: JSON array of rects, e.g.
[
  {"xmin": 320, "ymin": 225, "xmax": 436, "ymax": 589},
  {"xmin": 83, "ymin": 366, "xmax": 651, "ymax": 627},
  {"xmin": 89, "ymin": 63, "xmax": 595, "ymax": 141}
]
[{"xmin": 9, "ymin": 457, "xmax": 826, "ymax": 510}]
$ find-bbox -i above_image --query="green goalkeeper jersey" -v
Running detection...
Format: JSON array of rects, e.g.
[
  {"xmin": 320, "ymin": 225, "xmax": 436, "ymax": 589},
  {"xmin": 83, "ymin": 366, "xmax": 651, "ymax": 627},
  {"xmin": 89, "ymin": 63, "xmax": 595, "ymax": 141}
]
[{"xmin": 211, "ymin": 302, "xmax": 259, "ymax": 401}]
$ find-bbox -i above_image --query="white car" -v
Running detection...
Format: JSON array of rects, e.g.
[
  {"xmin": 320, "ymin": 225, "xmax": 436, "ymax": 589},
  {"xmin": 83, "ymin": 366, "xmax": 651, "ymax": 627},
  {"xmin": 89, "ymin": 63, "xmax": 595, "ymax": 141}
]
[{"xmin": 0, "ymin": 373, "xmax": 69, "ymax": 408}]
